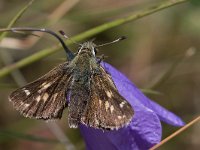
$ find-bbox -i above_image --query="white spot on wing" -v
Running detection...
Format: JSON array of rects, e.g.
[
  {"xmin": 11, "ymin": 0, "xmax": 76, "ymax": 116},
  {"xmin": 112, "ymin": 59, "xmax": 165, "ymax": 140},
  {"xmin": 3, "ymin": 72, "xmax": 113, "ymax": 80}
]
[
  {"xmin": 99, "ymin": 100, "xmax": 103, "ymax": 107},
  {"xmin": 118, "ymin": 116, "xmax": 122, "ymax": 119},
  {"xmin": 106, "ymin": 91, "xmax": 113, "ymax": 98},
  {"xmin": 52, "ymin": 93, "xmax": 58, "ymax": 102},
  {"xmin": 39, "ymin": 83, "xmax": 52, "ymax": 92},
  {"xmin": 24, "ymin": 89, "xmax": 30, "ymax": 96},
  {"xmin": 95, "ymin": 118, "xmax": 99, "ymax": 125},
  {"xmin": 24, "ymin": 103, "xmax": 30, "ymax": 107},
  {"xmin": 43, "ymin": 93, "xmax": 49, "ymax": 102},
  {"xmin": 120, "ymin": 101, "xmax": 126, "ymax": 108},
  {"xmin": 36, "ymin": 95, "xmax": 41, "ymax": 102},
  {"xmin": 43, "ymin": 83, "xmax": 51, "ymax": 89},
  {"xmin": 110, "ymin": 105, "xmax": 114, "ymax": 113},
  {"xmin": 69, "ymin": 124, "xmax": 78, "ymax": 128},
  {"xmin": 105, "ymin": 101, "xmax": 110, "ymax": 111},
  {"xmin": 41, "ymin": 82, "xmax": 47, "ymax": 86}
]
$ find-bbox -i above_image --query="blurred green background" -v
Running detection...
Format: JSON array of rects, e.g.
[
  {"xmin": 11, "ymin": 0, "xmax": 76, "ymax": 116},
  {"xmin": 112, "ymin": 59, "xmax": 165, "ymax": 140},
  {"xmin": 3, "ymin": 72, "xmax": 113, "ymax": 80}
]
[{"xmin": 0, "ymin": 0, "xmax": 199, "ymax": 150}]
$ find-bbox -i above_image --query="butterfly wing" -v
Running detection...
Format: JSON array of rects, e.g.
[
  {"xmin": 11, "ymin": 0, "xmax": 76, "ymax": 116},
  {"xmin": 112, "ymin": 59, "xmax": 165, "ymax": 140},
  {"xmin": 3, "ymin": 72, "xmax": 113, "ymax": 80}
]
[
  {"xmin": 9, "ymin": 62, "xmax": 72, "ymax": 120},
  {"xmin": 81, "ymin": 66, "xmax": 134, "ymax": 130}
]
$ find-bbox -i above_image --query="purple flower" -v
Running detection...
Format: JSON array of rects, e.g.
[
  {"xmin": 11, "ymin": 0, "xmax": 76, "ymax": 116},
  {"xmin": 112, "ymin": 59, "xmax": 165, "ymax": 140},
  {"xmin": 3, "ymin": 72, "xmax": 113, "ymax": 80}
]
[{"xmin": 79, "ymin": 62, "xmax": 185, "ymax": 150}]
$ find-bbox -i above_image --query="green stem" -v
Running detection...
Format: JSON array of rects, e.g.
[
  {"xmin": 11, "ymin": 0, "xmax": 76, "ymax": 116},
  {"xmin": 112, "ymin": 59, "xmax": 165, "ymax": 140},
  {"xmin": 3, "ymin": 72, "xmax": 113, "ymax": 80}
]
[{"xmin": 0, "ymin": 0, "xmax": 188, "ymax": 79}]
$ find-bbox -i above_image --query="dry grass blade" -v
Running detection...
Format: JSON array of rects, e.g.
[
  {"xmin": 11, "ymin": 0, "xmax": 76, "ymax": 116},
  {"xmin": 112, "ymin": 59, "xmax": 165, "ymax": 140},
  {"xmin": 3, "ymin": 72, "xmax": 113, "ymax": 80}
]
[{"xmin": 150, "ymin": 116, "xmax": 200, "ymax": 150}]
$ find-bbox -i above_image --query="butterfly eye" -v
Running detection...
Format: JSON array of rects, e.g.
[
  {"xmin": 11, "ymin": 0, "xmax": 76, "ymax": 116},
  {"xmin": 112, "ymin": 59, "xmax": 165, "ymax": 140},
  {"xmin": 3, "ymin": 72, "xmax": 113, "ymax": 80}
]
[
  {"xmin": 93, "ymin": 48, "xmax": 98, "ymax": 55},
  {"xmin": 91, "ymin": 47, "xmax": 97, "ymax": 56},
  {"xmin": 78, "ymin": 46, "xmax": 83, "ymax": 53}
]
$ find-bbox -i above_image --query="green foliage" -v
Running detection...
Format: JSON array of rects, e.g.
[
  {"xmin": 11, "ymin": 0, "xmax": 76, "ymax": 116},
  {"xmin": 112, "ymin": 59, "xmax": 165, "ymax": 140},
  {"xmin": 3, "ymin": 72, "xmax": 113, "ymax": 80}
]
[{"xmin": 190, "ymin": 0, "xmax": 200, "ymax": 6}]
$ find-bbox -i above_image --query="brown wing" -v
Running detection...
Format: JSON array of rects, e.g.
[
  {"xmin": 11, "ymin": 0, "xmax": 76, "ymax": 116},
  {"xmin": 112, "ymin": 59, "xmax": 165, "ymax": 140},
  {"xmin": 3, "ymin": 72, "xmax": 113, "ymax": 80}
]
[
  {"xmin": 9, "ymin": 62, "xmax": 72, "ymax": 120},
  {"xmin": 81, "ymin": 66, "xmax": 134, "ymax": 130}
]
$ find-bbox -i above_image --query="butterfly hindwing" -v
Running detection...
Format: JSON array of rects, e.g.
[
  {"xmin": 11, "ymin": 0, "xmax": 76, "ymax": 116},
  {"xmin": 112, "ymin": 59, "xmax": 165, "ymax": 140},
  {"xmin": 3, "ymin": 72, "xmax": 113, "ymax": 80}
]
[
  {"xmin": 9, "ymin": 62, "xmax": 71, "ymax": 119},
  {"xmin": 81, "ymin": 66, "xmax": 134, "ymax": 130}
]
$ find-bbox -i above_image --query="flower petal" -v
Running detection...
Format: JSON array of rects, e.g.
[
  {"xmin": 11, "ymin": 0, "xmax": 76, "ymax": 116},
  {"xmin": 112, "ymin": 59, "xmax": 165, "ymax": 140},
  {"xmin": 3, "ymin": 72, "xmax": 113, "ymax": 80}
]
[{"xmin": 101, "ymin": 62, "xmax": 185, "ymax": 126}]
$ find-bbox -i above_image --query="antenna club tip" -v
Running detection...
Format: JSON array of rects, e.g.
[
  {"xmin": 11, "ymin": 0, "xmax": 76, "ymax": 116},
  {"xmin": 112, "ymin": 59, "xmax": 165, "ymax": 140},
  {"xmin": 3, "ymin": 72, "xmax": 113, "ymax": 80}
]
[
  {"xmin": 120, "ymin": 36, "xmax": 127, "ymax": 40},
  {"xmin": 59, "ymin": 30, "xmax": 65, "ymax": 35}
]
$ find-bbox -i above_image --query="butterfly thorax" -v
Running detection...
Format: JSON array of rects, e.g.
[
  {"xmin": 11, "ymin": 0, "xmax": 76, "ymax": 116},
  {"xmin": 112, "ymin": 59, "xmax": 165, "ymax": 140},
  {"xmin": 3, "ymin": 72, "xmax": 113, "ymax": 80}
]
[
  {"xmin": 77, "ymin": 41, "xmax": 96, "ymax": 56},
  {"xmin": 69, "ymin": 41, "xmax": 99, "ymax": 78}
]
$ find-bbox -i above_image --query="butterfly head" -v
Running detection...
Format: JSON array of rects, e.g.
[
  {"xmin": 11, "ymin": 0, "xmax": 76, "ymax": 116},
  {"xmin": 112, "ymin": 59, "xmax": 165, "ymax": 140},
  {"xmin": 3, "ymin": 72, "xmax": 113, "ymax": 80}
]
[{"xmin": 78, "ymin": 41, "xmax": 97, "ymax": 56}]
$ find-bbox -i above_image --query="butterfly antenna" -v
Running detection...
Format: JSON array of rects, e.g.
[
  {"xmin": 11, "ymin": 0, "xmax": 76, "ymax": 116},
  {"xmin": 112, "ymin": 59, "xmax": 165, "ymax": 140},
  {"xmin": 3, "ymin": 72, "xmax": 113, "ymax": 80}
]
[
  {"xmin": 0, "ymin": 27, "xmax": 75, "ymax": 60},
  {"xmin": 59, "ymin": 30, "xmax": 82, "ymax": 46},
  {"xmin": 96, "ymin": 36, "xmax": 126, "ymax": 48}
]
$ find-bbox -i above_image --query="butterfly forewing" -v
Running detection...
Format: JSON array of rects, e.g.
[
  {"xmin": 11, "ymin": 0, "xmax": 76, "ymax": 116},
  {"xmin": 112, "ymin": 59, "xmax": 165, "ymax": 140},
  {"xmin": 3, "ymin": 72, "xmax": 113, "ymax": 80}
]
[
  {"xmin": 9, "ymin": 62, "xmax": 71, "ymax": 119},
  {"xmin": 81, "ymin": 66, "xmax": 134, "ymax": 130}
]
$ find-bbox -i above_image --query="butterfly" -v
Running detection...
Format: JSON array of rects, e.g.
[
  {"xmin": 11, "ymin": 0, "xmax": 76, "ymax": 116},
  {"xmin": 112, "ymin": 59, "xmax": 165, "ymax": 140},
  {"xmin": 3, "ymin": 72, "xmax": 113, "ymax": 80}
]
[{"xmin": 4, "ymin": 28, "xmax": 134, "ymax": 130}]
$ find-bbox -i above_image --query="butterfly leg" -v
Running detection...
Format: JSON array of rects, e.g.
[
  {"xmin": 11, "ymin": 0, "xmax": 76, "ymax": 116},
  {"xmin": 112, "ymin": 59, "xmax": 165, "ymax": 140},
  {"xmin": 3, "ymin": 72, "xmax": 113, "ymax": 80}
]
[{"xmin": 96, "ymin": 54, "xmax": 107, "ymax": 64}]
